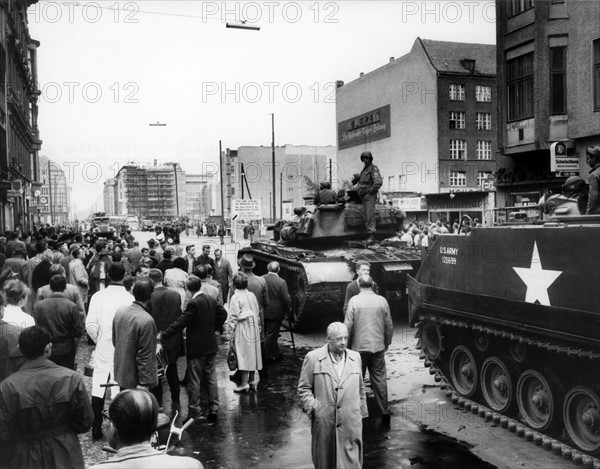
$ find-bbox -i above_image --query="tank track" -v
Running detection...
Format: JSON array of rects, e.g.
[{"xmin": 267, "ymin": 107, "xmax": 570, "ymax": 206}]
[
  {"xmin": 415, "ymin": 315, "xmax": 600, "ymax": 467},
  {"xmin": 241, "ymin": 249, "xmax": 345, "ymax": 332}
]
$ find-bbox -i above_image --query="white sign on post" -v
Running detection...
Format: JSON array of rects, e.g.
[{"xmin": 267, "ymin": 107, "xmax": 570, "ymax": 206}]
[{"xmin": 232, "ymin": 199, "xmax": 262, "ymax": 220}]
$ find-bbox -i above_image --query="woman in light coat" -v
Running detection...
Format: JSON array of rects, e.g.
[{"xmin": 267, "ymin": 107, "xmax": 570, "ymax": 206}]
[{"xmin": 228, "ymin": 273, "xmax": 262, "ymax": 392}]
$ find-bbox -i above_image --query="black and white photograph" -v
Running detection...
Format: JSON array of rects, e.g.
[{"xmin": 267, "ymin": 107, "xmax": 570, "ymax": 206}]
[{"xmin": 0, "ymin": 0, "xmax": 599, "ymax": 468}]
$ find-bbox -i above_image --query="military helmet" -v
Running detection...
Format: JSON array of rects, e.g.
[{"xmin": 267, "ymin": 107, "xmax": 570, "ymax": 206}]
[
  {"xmin": 563, "ymin": 176, "xmax": 585, "ymax": 193},
  {"xmin": 360, "ymin": 151, "xmax": 373, "ymax": 161}
]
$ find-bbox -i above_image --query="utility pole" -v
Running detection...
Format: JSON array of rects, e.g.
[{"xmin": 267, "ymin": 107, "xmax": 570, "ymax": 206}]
[
  {"xmin": 279, "ymin": 172, "xmax": 283, "ymax": 219},
  {"xmin": 173, "ymin": 163, "xmax": 179, "ymax": 217},
  {"xmin": 271, "ymin": 113, "xmax": 276, "ymax": 224},
  {"xmin": 47, "ymin": 159, "xmax": 54, "ymax": 225},
  {"xmin": 219, "ymin": 140, "xmax": 225, "ymax": 232}
]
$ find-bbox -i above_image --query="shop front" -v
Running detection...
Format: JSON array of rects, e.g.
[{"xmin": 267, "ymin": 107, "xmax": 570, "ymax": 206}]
[{"xmin": 426, "ymin": 191, "xmax": 490, "ymax": 226}]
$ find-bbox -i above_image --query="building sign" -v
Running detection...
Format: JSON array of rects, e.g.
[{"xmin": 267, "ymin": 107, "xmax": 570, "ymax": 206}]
[
  {"xmin": 550, "ymin": 141, "xmax": 579, "ymax": 174},
  {"xmin": 232, "ymin": 199, "xmax": 262, "ymax": 220},
  {"xmin": 392, "ymin": 197, "xmax": 427, "ymax": 212},
  {"xmin": 427, "ymin": 194, "xmax": 484, "ymax": 210},
  {"xmin": 6, "ymin": 190, "xmax": 21, "ymax": 198},
  {"xmin": 338, "ymin": 105, "xmax": 391, "ymax": 150}
]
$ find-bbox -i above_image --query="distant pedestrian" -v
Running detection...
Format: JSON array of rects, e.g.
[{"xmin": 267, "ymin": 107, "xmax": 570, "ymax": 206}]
[
  {"xmin": 586, "ymin": 146, "xmax": 600, "ymax": 214},
  {"xmin": 214, "ymin": 248, "xmax": 232, "ymax": 304},
  {"xmin": 36, "ymin": 264, "xmax": 85, "ymax": 319},
  {"xmin": 33, "ymin": 274, "xmax": 84, "ymax": 370},
  {"xmin": 112, "ymin": 278, "xmax": 158, "ymax": 391},
  {"xmin": 69, "ymin": 247, "xmax": 89, "ymax": 306},
  {"xmin": 196, "ymin": 244, "xmax": 215, "ymax": 271},
  {"xmin": 0, "ymin": 326, "xmax": 93, "ymax": 469},
  {"xmin": 164, "ymin": 257, "xmax": 189, "ymax": 311},
  {"xmin": 88, "ymin": 389, "xmax": 202, "ymax": 469},
  {"xmin": 0, "ymin": 288, "xmax": 29, "ymax": 382},
  {"xmin": 344, "ymin": 274, "xmax": 393, "ymax": 426},
  {"xmin": 297, "ymin": 322, "xmax": 368, "ymax": 469},
  {"xmin": 261, "ymin": 261, "xmax": 291, "ymax": 362},
  {"xmin": 228, "ymin": 273, "xmax": 262, "ymax": 392}
]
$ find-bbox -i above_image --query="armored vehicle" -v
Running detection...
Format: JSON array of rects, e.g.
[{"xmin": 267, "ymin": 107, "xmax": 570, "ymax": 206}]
[
  {"xmin": 408, "ymin": 214, "xmax": 600, "ymax": 461},
  {"xmin": 238, "ymin": 200, "xmax": 422, "ymax": 331}
]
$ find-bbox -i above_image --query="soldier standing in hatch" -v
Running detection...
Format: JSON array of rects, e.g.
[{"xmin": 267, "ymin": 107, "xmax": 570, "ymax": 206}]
[{"xmin": 352, "ymin": 151, "xmax": 383, "ymax": 242}]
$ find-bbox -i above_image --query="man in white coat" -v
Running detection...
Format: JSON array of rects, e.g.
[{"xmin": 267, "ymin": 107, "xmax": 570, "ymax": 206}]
[
  {"xmin": 85, "ymin": 262, "xmax": 134, "ymax": 439},
  {"xmin": 298, "ymin": 322, "xmax": 368, "ymax": 469}
]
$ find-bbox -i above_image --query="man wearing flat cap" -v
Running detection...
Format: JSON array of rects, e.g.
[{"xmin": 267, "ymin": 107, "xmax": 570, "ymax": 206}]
[
  {"xmin": 586, "ymin": 146, "xmax": 600, "ymax": 214},
  {"xmin": 352, "ymin": 151, "xmax": 383, "ymax": 242}
]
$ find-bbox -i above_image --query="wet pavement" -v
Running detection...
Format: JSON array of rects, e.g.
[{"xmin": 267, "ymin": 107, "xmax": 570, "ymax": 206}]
[{"xmin": 79, "ymin": 322, "xmax": 496, "ymax": 469}]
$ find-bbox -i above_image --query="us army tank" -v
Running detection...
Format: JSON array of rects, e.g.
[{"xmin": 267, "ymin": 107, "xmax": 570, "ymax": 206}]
[
  {"xmin": 238, "ymin": 198, "xmax": 422, "ymax": 332},
  {"xmin": 408, "ymin": 214, "xmax": 600, "ymax": 463}
]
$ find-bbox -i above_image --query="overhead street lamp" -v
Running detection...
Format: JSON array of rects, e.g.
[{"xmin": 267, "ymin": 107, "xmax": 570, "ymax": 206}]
[{"xmin": 226, "ymin": 22, "xmax": 261, "ymax": 31}]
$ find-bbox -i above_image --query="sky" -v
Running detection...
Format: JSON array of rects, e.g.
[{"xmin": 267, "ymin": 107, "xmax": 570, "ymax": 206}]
[{"xmin": 28, "ymin": 0, "xmax": 496, "ymax": 217}]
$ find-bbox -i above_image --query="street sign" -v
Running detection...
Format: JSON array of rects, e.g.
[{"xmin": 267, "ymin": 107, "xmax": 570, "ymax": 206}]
[
  {"xmin": 6, "ymin": 190, "xmax": 21, "ymax": 198},
  {"xmin": 0, "ymin": 181, "xmax": 12, "ymax": 190},
  {"xmin": 232, "ymin": 199, "xmax": 262, "ymax": 220}
]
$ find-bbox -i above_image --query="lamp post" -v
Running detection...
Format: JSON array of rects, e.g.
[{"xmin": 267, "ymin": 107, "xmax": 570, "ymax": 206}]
[{"xmin": 270, "ymin": 113, "xmax": 275, "ymax": 224}]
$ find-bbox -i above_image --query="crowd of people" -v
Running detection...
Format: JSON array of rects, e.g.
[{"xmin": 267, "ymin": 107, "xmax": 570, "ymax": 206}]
[{"xmin": 0, "ymin": 222, "xmax": 303, "ymax": 468}]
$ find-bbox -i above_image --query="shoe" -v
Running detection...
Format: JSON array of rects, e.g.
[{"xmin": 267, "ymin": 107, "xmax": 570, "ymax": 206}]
[
  {"xmin": 208, "ymin": 412, "xmax": 218, "ymax": 423},
  {"xmin": 92, "ymin": 427, "xmax": 103, "ymax": 440},
  {"xmin": 233, "ymin": 384, "xmax": 250, "ymax": 393},
  {"xmin": 249, "ymin": 378, "xmax": 259, "ymax": 390},
  {"xmin": 381, "ymin": 414, "xmax": 391, "ymax": 427}
]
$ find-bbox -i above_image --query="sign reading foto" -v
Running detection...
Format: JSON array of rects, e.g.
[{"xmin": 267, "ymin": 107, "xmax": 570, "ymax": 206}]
[{"xmin": 232, "ymin": 199, "xmax": 262, "ymax": 220}]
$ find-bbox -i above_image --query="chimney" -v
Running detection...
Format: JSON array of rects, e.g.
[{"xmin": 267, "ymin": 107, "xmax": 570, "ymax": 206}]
[
  {"xmin": 336, "ymin": 80, "xmax": 344, "ymax": 89},
  {"xmin": 359, "ymin": 72, "xmax": 364, "ymax": 77},
  {"xmin": 154, "ymin": 159, "xmax": 157, "ymax": 167},
  {"xmin": 389, "ymin": 57, "xmax": 395, "ymax": 62}
]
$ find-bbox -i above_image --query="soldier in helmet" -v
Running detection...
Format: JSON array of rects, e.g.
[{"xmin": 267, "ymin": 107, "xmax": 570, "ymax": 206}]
[
  {"xmin": 562, "ymin": 176, "xmax": 589, "ymax": 215},
  {"xmin": 585, "ymin": 146, "xmax": 600, "ymax": 214},
  {"xmin": 352, "ymin": 151, "xmax": 383, "ymax": 242}
]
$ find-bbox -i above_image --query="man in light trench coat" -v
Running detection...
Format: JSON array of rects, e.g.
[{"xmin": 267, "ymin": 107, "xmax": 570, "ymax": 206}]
[{"xmin": 298, "ymin": 322, "xmax": 368, "ymax": 469}]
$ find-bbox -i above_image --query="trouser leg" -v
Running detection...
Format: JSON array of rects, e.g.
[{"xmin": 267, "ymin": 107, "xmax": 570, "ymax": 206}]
[
  {"xmin": 91, "ymin": 396, "xmax": 104, "ymax": 433},
  {"xmin": 264, "ymin": 319, "xmax": 281, "ymax": 360},
  {"xmin": 202, "ymin": 353, "xmax": 219, "ymax": 413},
  {"xmin": 368, "ymin": 350, "xmax": 389, "ymax": 415},
  {"xmin": 362, "ymin": 194, "xmax": 377, "ymax": 233},
  {"xmin": 151, "ymin": 381, "xmax": 163, "ymax": 406},
  {"xmin": 166, "ymin": 362, "xmax": 181, "ymax": 404},
  {"xmin": 187, "ymin": 358, "xmax": 202, "ymax": 417}
]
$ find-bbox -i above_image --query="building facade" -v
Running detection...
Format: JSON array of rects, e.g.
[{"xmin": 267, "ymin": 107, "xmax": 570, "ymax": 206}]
[
  {"xmin": 114, "ymin": 162, "xmax": 186, "ymax": 221},
  {"xmin": 226, "ymin": 145, "xmax": 336, "ymax": 222},
  {"xmin": 336, "ymin": 38, "xmax": 496, "ymax": 225},
  {"xmin": 495, "ymin": 0, "xmax": 600, "ymax": 210},
  {"xmin": 184, "ymin": 172, "xmax": 219, "ymax": 221},
  {"xmin": 103, "ymin": 178, "xmax": 116, "ymax": 215},
  {"xmin": 0, "ymin": 0, "xmax": 42, "ymax": 232},
  {"xmin": 38, "ymin": 155, "xmax": 70, "ymax": 225}
]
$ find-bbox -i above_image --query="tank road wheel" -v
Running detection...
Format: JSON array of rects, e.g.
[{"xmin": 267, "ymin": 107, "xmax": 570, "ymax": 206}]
[
  {"xmin": 517, "ymin": 369, "xmax": 564, "ymax": 432},
  {"xmin": 421, "ymin": 322, "xmax": 443, "ymax": 361},
  {"xmin": 474, "ymin": 332, "xmax": 490, "ymax": 353},
  {"xmin": 509, "ymin": 341, "xmax": 528, "ymax": 364},
  {"xmin": 563, "ymin": 386, "xmax": 600, "ymax": 454},
  {"xmin": 449, "ymin": 345, "xmax": 478, "ymax": 398},
  {"xmin": 481, "ymin": 356, "xmax": 518, "ymax": 413}
]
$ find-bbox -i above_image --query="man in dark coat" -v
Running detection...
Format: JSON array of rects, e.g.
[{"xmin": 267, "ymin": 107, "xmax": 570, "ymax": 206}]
[
  {"xmin": 156, "ymin": 249, "xmax": 174, "ymax": 274},
  {"xmin": 314, "ymin": 181, "xmax": 338, "ymax": 206},
  {"xmin": 214, "ymin": 248, "xmax": 232, "ymax": 304},
  {"xmin": 0, "ymin": 326, "xmax": 93, "ymax": 469},
  {"xmin": 149, "ymin": 269, "xmax": 184, "ymax": 409},
  {"xmin": 159, "ymin": 275, "xmax": 227, "ymax": 423},
  {"xmin": 113, "ymin": 278, "xmax": 158, "ymax": 391},
  {"xmin": 343, "ymin": 260, "xmax": 379, "ymax": 316},
  {"xmin": 261, "ymin": 261, "xmax": 291, "ymax": 362},
  {"xmin": 196, "ymin": 244, "xmax": 215, "ymax": 271},
  {"xmin": 33, "ymin": 275, "xmax": 84, "ymax": 370}
]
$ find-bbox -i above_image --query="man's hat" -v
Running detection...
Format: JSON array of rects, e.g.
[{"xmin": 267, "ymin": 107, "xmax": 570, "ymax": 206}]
[
  {"xmin": 360, "ymin": 151, "xmax": 373, "ymax": 161},
  {"xmin": 587, "ymin": 146, "xmax": 600, "ymax": 158},
  {"xmin": 239, "ymin": 254, "xmax": 256, "ymax": 270}
]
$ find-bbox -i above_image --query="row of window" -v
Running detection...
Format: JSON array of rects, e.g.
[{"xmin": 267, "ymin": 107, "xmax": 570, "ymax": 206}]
[
  {"xmin": 449, "ymin": 112, "xmax": 492, "ymax": 130},
  {"xmin": 449, "ymin": 171, "xmax": 494, "ymax": 187},
  {"xmin": 386, "ymin": 171, "xmax": 493, "ymax": 190},
  {"xmin": 508, "ymin": 40, "xmax": 600, "ymax": 121},
  {"xmin": 449, "ymin": 140, "xmax": 492, "ymax": 160},
  {"xmin": 449, "ymin": 84, "xmax": 492, "ymax": 102}
]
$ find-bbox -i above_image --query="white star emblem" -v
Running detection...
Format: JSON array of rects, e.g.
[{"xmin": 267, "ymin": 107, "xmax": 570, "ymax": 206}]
[{"xmin": 513, "ymin": 241, "xmax": 562, "ymax": 306}]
